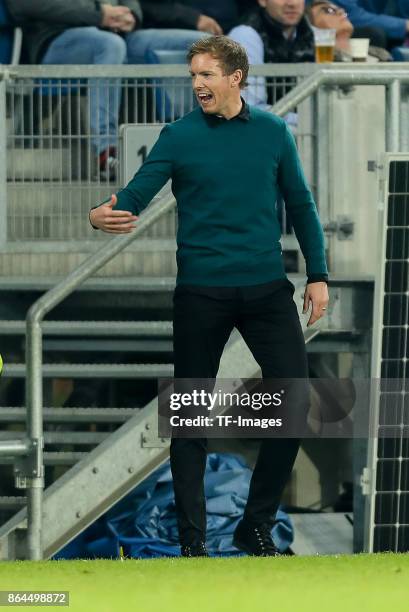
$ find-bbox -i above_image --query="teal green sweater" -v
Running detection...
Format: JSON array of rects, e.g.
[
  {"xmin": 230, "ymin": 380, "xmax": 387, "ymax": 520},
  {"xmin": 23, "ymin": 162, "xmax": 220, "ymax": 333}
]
[{"xmin": 111, "ymin": 106, "xmax": 328, "ymax": 286}]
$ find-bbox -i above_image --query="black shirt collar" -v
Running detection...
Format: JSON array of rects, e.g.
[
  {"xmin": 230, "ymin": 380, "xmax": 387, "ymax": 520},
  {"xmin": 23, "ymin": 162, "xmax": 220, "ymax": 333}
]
[
  {"xmin": 236, "ymin": 98, "xmax": 250, "ymax": 121},
  {"xmin": 202, "ymin": 97, "xmax": 250, "ymax": 123}
]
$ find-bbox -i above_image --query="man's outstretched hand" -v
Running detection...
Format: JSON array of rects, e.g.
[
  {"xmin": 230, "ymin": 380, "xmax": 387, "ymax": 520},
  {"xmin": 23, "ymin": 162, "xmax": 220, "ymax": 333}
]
[
  {"xmin": 89, "ymin": 194, "xmax": 138, "ymax": 234},
  {"xmin": 303, "ymin": 281, "xmax": 329, "ymax": 327}
]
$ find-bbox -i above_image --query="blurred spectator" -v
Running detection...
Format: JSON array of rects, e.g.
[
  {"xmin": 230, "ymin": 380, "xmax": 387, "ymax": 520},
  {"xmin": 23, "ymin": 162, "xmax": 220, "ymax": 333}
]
[
  {"xmin": 307, "ymin": 0, "xmax": 392, "ymax": 59},
  {"xmin": 7, "ymin": 0, "xmax": 207, "ymax": 178},
  {"xmin": 308, "ymin": 0, "xmax": 353, "ymax": 50},
  {"xmin": 230, "ymin": 0, "xmax": 315, "ymax": 62},
  {"xmin": 140, "ymin": 1, "xmax": 242, "ymax": 34},
  {"xmin": 229, "ymin": 0, "xmax": 314, "ymax": 108},
  {"xmin": 331, "ymin": 0, "xmax": 409, "ymax": 46}
]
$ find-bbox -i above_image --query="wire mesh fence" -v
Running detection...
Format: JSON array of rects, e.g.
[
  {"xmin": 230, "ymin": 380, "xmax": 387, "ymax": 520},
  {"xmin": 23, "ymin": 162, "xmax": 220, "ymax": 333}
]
[{"xmin": 2, "ymin": 65, "xmax": 316, "ymax": 244}]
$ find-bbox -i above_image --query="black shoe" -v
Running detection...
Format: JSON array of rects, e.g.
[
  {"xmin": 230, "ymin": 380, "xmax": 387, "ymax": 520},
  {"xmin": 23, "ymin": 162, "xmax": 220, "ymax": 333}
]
[
  {"xmin": 181, "ymin": 541, "xmax": 209, "ymax": 557},
  {"xmin": 233, "ymin": 520, "xmax": 282, "ymax": 557}
]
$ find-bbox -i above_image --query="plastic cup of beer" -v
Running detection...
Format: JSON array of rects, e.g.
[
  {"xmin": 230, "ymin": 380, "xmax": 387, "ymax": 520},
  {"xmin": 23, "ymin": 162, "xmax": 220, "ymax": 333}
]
[
  {"xmin": 349, "ymin": 38, "xmax": 370, "ymax": 62},
  {"xmin": 312, "ymin": 27, "xmax": 336, "ymax": 63}
]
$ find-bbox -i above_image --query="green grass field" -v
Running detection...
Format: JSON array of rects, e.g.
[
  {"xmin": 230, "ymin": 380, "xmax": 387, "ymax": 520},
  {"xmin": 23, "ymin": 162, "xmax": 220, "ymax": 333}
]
[{"xmin": 0, "ymin": 553, "xmax": 408, "ymax": 612}]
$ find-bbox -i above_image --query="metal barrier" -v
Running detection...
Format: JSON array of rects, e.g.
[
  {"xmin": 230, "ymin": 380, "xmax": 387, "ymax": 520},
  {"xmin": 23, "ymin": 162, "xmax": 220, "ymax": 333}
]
[
  {"xmin": 2, "ymin": 188, "xmax": 176, "ymax": 559},
  {"xmin": 2, "ymin": 64, "xmax": 409, "ymax": 559},
  {"xmin": 0, "ymin": 64, "xmax": 316, "ymax": 247},
  {"xmin": 2, "ymin": 63, "xmax": 408, "ymax": 252}
]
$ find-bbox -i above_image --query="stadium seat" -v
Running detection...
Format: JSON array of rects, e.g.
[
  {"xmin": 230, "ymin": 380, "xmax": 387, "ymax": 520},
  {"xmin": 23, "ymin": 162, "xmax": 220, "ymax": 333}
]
[
  {"xmin": 390, "ymin": 46, "xmax": 409, "ymax": 61},
  {"xmin": 0, "ymin": 0, "xmax": 22, "ymax": 65}
]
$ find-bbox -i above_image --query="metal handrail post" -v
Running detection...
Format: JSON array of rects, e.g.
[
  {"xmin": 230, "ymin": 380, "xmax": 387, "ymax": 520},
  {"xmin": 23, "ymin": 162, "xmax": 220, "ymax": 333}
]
[
  {"xmin": 24, "ymin": 191, "xmax": 175, "ymax": 559},
  {"xmin": 0, "ymin": 78, "xmax": 7, "ymax": 250},
  {"xmin": 25, "ymin": 318, "xmax": 44, "ymax": 561},
  {"xmin": 400, "ymin": 84, "xmax": 409, "ymax": 151},
  {"xmin": 385, "ymin": 79, "xmax": 401, "ymax": 152}
]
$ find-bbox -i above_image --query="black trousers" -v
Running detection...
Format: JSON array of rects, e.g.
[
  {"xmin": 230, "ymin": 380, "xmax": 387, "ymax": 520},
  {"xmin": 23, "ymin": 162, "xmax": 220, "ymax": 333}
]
[{"xmin": 170, "ymin": 279, "xmax": 309, "ymax": 545}]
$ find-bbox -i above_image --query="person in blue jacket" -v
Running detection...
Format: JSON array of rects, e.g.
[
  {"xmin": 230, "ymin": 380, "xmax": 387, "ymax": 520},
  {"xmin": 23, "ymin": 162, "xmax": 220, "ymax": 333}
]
[{"xmin": 332, "ymin": 0, "xmax": 409, "ymax": 44}]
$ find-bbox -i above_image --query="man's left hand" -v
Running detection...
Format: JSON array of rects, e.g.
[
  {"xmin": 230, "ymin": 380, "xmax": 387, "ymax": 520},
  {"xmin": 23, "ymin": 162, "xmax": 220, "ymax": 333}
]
[
  {"xmin": 116, "ymin": 12, "xmax": 136, "ymax": 33},
  {"xmin": 197, "ymin": 14, "xmax": 223, "ymax": 35},
  {"xmin": 302, "ymin": 281, "xmax": 329, "ymax": 327},
  {"xmin": 115, "ymin": 11, "xmax": 137, "ymax": 32}
]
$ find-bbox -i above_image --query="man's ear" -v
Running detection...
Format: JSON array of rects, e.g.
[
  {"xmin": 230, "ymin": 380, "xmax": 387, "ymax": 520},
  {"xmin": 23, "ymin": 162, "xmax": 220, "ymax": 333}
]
[
  {"xmin": 231, "ymin": 69, "xmax": 243, "ymax": 88},
  {"xmin": 258, "ymin": 0, "xmax": 267, "ymax": 8}
]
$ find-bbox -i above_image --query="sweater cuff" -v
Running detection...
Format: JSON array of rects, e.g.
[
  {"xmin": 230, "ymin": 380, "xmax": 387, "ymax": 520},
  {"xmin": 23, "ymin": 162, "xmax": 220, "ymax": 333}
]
[
  {"xmin": 89, "ymin": 208, "xmax": 98, "ymax": 230},
  {"xmin": 307, "ymin": 274, "xmax": 328, "ymax": 284}
]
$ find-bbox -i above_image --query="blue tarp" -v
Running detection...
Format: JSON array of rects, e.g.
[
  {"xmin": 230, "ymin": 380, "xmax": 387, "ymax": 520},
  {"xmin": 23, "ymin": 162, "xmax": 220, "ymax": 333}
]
[{"xmin": 54, "ymin": 453, "xmax": 293, "ymax": 559}]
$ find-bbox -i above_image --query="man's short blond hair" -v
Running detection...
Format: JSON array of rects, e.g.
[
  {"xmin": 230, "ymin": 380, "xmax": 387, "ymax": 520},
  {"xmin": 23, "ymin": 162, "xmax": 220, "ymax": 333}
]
[{"xmin": 187, "ymin": 36, "xmax": 249, "ymax": 89}]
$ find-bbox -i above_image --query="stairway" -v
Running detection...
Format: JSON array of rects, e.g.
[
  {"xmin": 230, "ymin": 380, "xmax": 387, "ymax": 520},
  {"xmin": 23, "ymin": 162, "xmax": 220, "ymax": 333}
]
[
  {"xmin": 4, "ymin": 133, "xmax": 178, "ymax": 272},
  {"xmin": 1, "ymin": 136, "xmax": 177, "ymax": 526},
  {"xmin": 0, "ymin": 272, "xmax": 320, "ymax": 560},
  {"xmin": 0, "ymin": 277, "xmax": 173, "ymax": 485},
  {"xmin": 4, "ymin": 184, "xmax": 178, "ymax": 277},
  {"xmin": 0, "ymin": 273, "xmax": 174, "ymax": 557}
]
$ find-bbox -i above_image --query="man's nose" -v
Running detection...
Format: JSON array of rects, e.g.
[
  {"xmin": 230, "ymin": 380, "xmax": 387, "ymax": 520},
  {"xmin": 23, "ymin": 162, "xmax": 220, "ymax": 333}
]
[{"xmin": 193, "ymin": 76, "xmax": 204, "ymax": 89}]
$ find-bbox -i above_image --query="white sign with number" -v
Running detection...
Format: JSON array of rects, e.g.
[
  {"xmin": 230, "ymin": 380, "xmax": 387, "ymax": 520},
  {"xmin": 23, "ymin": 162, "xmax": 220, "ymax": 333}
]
[{"xmin": 119, "ymin": 124, "xmax": 165, "ymax": 185}]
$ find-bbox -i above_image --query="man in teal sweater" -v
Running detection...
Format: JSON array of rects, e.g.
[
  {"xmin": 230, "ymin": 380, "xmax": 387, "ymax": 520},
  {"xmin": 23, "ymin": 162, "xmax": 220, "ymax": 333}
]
[{"xmin": 90, "ymin": 36, "xmax": 329, "ymax": 557}]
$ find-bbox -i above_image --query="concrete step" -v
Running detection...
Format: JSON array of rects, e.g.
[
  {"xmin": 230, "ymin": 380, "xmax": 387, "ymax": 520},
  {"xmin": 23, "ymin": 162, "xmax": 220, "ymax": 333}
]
[
  {"xmin": 7, "ymin": 184, "xmax": 176, "ymax": 240},
  {"xmin": 3, "ymin": 238, "xmax": 177, "ymax": 253},
  {"xmin": 7, "ymin": 148, "xmax": 71, "ymax": 181},
  {"xmin": 0, "ymin": 407, "xmax": 138, "ymax": 423},
  {"xmin": 2, "ymin": 363, "xmax": 173, "ymax": 379},
  {"xmin": 0, "ymin": 320, "xmax": 173, "ymax": 336},
  {"xmin": 0, "ymin": 241, "xmax": 177, "ymax": 277},
  {"xmin": 290, "ymin": 513, "xmax": 353, "ymax": 556},
  {"xmin": 0, "ymin": 276, "xmax": 176, "ymax": 291}
]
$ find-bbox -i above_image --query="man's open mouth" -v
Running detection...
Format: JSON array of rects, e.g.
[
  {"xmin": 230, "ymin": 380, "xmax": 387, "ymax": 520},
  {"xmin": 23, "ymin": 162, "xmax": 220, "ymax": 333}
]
[{"xmin": 197, "ymin": 93, "xmax": 213, "ymax": 103}]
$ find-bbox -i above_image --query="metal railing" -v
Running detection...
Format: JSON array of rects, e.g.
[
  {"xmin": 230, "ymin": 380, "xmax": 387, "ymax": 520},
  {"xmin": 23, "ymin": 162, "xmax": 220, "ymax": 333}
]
[
  {"xmin": 2, "ymin": 63, "xmax": 409, "ymax": 253},
  {"xmin": 0, "ymin": 64, "xmax": 316, "ymax": 247},
  {"xmin": 2, "ymin": 63, "xmax": 409, "ymax": 559},
  {"xmin": 272, "ymin": 64, "xmax": 409, "ymax": 151},
  {"xmin": 1, "ymin": 188, "xmax": 176, "ymax": 559}
]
